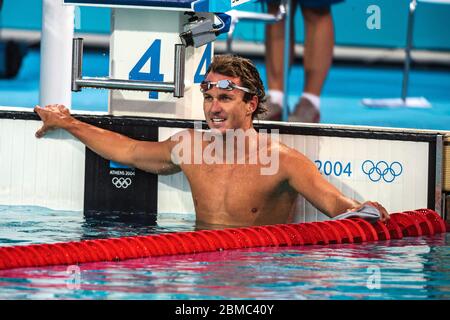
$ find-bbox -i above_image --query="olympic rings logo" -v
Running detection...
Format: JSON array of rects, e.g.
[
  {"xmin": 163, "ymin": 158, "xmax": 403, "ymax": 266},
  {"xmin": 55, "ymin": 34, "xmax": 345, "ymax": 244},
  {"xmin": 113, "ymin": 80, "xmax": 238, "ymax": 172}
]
[
  {"xmin": 361, "ymin": 160, "xmax": 403, "ymax": 183},
  {"xmin": 112, "ymin": 177, "xmax": 132, "ymax": 189}
]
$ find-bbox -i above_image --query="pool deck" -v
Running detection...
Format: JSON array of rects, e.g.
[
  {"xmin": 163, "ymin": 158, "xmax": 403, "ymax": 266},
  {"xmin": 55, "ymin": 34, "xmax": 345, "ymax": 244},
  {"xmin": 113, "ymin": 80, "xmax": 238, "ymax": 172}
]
[{"xmin": 1, "ymin": 48, "xmax": 449, "ymax": 131}]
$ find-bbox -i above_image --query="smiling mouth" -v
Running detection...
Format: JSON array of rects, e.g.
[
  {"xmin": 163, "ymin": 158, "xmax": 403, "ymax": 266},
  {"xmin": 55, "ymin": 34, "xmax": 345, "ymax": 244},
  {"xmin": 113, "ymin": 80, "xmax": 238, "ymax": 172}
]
[{"xmin": 211, "ymin": 118, "xmax": 226, "ymax": 123}]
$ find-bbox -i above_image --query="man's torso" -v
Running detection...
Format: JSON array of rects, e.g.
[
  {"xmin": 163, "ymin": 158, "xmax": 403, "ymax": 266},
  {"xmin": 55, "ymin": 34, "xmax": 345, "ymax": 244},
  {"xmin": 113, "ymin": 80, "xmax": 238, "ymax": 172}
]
[{"xmin": 176, "ymin": 130, "xmax": 298, "ymax": 227}]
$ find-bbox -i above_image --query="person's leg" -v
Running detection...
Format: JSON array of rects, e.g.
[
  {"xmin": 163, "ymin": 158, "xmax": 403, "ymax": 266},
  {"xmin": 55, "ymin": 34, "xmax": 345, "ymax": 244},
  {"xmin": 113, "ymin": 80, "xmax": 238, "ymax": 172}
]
[
  {"xmin": 265, "ymin": 2, "xmax": 285, "ymax": 93},
  {"xmin": 289, "ymin": 5, "xmax": 335, "ymax": 123},
  {"xmin": 302, "ymin": 5, "xmax": 334, "ymax": 96},
  {"xmin": 262, "ymin": 1, "xmax": 295, "ymax": 121}
]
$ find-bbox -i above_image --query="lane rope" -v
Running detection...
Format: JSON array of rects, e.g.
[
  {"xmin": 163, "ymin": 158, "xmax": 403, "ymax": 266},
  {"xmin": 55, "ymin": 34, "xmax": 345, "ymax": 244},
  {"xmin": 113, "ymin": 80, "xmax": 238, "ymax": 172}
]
[{"xmin": 0, "ymin": 209, "xmax": 447, "ymax": 270}]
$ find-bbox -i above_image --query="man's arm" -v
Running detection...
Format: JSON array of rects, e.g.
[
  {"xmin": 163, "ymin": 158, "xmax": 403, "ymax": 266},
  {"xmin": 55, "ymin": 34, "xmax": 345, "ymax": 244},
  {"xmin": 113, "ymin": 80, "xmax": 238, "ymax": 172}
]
[
  {"xmin": 280, "ymin": 145, "xmax": 389, "ymax": 221},
  {"xmin": 34, "ymin": 104, "xmax": 180, "ymax": 175}
]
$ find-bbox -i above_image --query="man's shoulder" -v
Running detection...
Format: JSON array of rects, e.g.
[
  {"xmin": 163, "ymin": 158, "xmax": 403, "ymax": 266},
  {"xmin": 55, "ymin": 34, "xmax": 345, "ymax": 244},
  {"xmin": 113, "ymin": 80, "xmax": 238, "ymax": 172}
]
[
  {"xmin": 275, "ymin": 140, "xmax": 297, "ymax": 156},
  {"xmin": 276, "ymin": 141, "xmax": 311, "ymax": 167},
  {"xmin": 168, "ymin": 128, "xmax": 195, "ymax": 140}
]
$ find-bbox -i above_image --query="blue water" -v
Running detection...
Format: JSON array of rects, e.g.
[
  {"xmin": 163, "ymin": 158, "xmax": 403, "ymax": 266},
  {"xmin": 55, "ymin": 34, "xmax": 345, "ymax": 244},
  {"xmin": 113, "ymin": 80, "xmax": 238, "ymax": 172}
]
[
  {"xmin": 0, "ymin": 205, "xmax": 196, "ymax": 246},
  {"xmin": 0, "ymin": 205, "xmax": 449, "ymax": 300},
  {"xmin": 1, "ymin": 49, "xmax": 450, "ymax": 130}
]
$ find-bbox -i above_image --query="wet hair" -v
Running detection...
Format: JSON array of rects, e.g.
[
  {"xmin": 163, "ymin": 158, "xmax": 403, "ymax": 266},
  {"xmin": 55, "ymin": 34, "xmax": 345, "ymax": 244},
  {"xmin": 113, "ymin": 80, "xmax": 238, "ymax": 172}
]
[{"xmin": 205, "ymin": 54, "xmax": 267, "ymax": 119}]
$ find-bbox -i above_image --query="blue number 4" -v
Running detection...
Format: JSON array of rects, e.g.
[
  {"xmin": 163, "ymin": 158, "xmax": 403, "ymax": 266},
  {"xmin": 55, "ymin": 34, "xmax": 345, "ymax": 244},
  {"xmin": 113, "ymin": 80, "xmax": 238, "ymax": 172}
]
[
  {"xmin": 129, "ymin": 39, "xmax": 164, "ymax": 99},
  {"xmin": 343, "ymin": 162, "xmax": 352, "ymax": 177},
  {"xmin": 194, "ymin": 43, "xmax": 212, "ymax": 83}
]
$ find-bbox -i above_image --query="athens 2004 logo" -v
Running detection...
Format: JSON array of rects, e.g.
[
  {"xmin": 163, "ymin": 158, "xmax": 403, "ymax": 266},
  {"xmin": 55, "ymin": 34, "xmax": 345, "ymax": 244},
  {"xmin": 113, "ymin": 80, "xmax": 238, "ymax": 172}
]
[{"xmin": 112, "ymin": 177, "xmax": 132, "ymax": 189}]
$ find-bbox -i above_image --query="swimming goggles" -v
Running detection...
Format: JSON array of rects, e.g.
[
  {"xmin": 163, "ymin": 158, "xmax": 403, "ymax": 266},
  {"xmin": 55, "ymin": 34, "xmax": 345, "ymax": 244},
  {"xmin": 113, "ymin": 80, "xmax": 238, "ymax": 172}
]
[{"xmin": 200, "ymin": 79, "xmax": 253, "ymax": 94}]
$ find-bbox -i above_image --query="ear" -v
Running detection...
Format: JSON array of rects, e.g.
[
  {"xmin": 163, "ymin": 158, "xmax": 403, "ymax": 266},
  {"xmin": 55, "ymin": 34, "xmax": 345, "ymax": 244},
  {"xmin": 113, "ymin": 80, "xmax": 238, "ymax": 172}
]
[{"xmin": 246, "ymin": 95, "xmax": 259, "ymax": 116}]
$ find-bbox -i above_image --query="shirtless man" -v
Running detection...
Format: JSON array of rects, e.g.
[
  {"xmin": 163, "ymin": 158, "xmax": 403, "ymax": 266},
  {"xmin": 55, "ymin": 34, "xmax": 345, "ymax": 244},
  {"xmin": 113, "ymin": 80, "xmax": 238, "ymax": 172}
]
[{"xmin": 34, "ymin": 55, "xmax": 389, "ymax": 228}]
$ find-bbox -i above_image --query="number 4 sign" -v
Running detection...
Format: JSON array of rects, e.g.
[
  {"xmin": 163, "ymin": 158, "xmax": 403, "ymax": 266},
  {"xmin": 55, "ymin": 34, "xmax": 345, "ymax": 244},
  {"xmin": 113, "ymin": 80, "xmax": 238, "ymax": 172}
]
[
  {"xmin": 129, "ymin": 40, "xmax": 212, "ymax": 100},
  {"xmin": 129, "ymin": 39, "xmax": 164, "ymax": 99}
]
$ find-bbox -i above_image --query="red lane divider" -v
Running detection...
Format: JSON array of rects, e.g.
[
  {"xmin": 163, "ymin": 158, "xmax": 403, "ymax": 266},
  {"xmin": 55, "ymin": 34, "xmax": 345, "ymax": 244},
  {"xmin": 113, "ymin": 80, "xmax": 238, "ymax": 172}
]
[
  {"xmin": 287, "ymin": 224, "xmax": 318, "ymax": 245},
  {"xmin": 0, "ymin": 209, "xmax": 447, "ymax": 270},
  {"xmin": 314, "ymin": 222, "xmax": 342, "ymax": 244},
  {"xmin": 326, "ymin": 220, "xmax": 353, "ymax": 243},
  {"xmin": 253, "ymin": 227, "xmax": 279, "ymax": 247},
  {"xmin": 383, "ymin": 219, "xmax": 403, "ymax": 239},
  {"xmin": 352, "ymin": 218, "xmax": 379, "ymax": 242},
  {"xmin": 404, "ymin": 211, "xmax": 434, "ymax": 236},
  {"xmin": 277, "ymin": 225, "xmax": 305, "ymax": 246},
  {"xmin": 390, "ymin": 213, "xmax": 422, "ymax": 237},
  {"xmin": 414, "ymin": 209, "xmax": 446, "ymax": 233},
  {"xmin": 265, "ymin": 225, "xmax": 293, "ymax": 246},
  {"xmin": 371, "ymin": 220, "xmax": 391, "ymax": 241},
  {"xmin": 339, "ymin": 219, "xmax": 366, "ymax": 243},
  {"xmin": 306, "ymin": 223, "xmax": 330, "ymax": 245}
]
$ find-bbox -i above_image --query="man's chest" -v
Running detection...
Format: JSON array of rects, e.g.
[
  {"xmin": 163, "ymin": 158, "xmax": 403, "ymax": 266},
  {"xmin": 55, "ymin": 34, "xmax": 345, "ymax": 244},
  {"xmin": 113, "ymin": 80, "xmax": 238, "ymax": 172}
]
[{"xmin": 183, "ymin": 164, "xmax": 285, "ymax": 202}]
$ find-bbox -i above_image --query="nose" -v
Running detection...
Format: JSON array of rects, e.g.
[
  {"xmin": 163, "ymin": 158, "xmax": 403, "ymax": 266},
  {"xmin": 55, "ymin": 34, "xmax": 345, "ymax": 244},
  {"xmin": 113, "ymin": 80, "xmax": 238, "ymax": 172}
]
[{"xmin": 210, "ymin": 98, "xmax": 222, "ymax": 113}]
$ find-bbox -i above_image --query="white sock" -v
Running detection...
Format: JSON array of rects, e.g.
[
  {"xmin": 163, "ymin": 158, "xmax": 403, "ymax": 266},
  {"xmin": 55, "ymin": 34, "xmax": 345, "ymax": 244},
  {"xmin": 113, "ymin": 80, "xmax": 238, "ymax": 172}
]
[
  {"xmin": 302, "ymin": 92, "xmax": 320, "ymax": 110},
  {"xmin": 268, "ymin": 90, "xmax": 284, "ymax": 106}
]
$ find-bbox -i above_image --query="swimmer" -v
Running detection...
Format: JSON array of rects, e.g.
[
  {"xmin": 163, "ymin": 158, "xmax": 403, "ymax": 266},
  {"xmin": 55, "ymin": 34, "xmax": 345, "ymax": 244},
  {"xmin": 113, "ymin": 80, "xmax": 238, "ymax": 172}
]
[{"xmin": 34, "ymin": 54, "xmax": 389, "ymax": 228}]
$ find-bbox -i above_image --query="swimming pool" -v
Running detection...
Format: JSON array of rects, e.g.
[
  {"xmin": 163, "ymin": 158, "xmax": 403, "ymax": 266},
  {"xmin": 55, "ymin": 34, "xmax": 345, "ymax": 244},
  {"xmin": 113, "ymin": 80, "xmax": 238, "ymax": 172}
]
[{"xmin": 0, "ymin": 205, "xmax": 448, "ymax": 300}]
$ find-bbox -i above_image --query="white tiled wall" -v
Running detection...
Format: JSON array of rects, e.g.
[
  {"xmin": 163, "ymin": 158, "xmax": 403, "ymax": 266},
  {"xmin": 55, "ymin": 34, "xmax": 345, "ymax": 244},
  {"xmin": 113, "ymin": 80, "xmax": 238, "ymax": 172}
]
[{"xmin": 0, "ymin": 119, "xmax": 85, "ymax": 211}]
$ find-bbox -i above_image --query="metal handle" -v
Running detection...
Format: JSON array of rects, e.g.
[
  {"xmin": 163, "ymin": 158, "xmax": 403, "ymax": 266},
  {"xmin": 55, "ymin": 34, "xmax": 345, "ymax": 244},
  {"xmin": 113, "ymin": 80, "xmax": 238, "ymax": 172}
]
[
  {"xmin": 71, "ymin": 38, "xmax": 83, "ymax": 92},
  {"xmin": 174, "ymin": 44, "xmax": 185, "ymax": 98},
  {"xmin": 71, "ymin": 38, "xmax": 185, "ymax": 98},
  {"xmin": 76, "ymin": 77, "xmax": 177, "ymax": 92}
]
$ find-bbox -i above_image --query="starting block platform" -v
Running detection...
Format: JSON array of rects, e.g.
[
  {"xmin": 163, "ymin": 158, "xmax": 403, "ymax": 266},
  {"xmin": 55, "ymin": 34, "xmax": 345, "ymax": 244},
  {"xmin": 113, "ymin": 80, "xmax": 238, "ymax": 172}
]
[{"xmin": 63, "ymin": 0, "xmax": 254, "ymax": 120}]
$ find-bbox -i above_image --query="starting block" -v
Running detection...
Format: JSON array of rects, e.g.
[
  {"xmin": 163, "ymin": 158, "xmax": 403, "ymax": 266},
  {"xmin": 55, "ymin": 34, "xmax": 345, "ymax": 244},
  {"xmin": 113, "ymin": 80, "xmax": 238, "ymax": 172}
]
[{"xmin": 64, "ymin": 0, "xmax": 253, "ymax": 119}]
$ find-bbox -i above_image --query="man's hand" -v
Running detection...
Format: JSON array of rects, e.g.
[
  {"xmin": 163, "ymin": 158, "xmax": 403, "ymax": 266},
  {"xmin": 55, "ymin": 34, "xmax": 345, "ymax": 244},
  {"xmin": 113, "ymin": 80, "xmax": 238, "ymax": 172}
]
[
  {"xmin": 333, "ymin": 201, "xmax": 390, "ymax": 223},
  {"xmin": 34, "ymin": 104, "xmax": 73, "ymax": 138},
  {"xmin": 356, "ymin": 201, "xmax": 390, "ymax": 222}
]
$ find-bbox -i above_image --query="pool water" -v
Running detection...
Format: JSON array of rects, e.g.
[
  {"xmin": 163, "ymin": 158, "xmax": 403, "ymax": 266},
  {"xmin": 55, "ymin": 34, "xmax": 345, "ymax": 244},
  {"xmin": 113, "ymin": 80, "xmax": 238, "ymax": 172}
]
[{"xmin": 0, "ymin": 205, "xmax": 449, "ymax": 300}]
